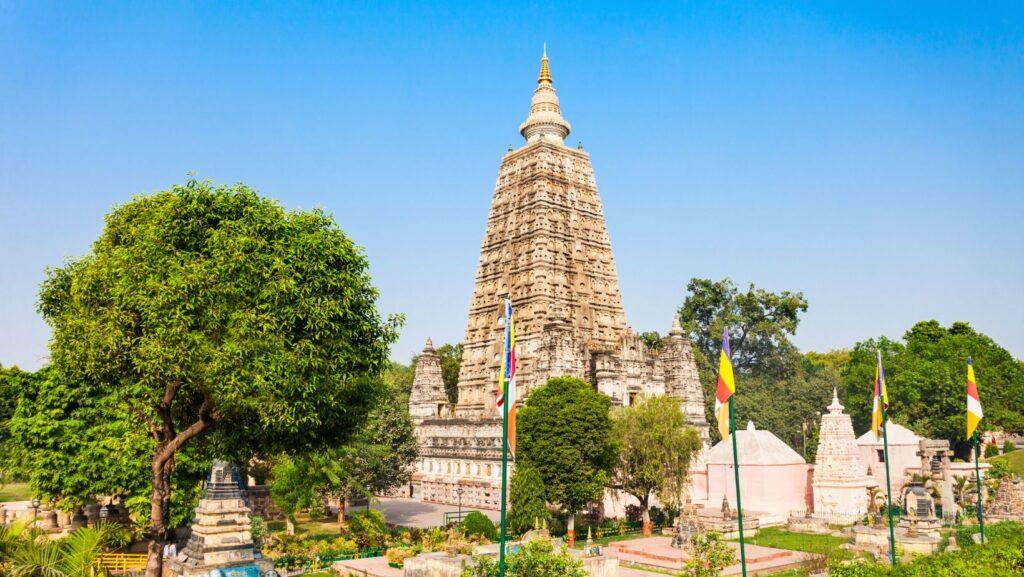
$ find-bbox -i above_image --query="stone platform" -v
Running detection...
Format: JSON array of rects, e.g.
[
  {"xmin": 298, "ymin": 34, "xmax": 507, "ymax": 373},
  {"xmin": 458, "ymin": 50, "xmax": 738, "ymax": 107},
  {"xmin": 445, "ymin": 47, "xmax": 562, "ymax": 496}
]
[
  {"xmin": 334, "ymin": 556, "xmax": 401, "ymax": 577},
  {"xmin": 608, "ymin": 536, "xmax": 813, "ymax": 576}
]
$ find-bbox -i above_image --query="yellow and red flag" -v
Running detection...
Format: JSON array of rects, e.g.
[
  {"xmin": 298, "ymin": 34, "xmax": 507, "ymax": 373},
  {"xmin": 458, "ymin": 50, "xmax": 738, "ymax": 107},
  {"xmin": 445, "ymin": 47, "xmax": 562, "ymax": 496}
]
[
  {"xmin": 714, "ymin": 328, "xmax": 736, "ymax": 439},
  {"xmin": 871, "ymin": 350, "xmax": 890, "ymax": 439},
  {"xmin": 496, "ymin": 296, "xmax": 518, "ymax": 455},
  {"xmin": 966, "ymin": 357, "xmax": 983, "ymax": 439}
]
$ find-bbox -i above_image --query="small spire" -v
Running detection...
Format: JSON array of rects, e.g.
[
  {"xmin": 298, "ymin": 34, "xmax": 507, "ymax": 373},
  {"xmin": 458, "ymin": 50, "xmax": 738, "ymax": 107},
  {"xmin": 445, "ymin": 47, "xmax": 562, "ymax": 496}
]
[
  {"xmin": 423, "ymin": 337, "xmax": 435, "ymax": 353},
  {"xmin": 827, "ymin": 387, "xmax": 845, "ymax": 414},
  {"xmin": 538, "ymin": 44, "xmax": 552, "ymax": 84},
  {"xmin": 747, "ymin": 420, "xmax": 756, "ymax": 431},
  {"xmin": 669, "ymin": 315, "xmax": 685, "ymax": 337}
]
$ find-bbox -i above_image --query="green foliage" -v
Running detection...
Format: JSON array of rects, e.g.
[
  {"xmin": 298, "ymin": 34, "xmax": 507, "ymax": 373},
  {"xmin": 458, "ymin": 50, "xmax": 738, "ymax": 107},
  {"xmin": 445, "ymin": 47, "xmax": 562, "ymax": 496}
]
[
  {"xmin": 1002, "ymin": 440, "xmax": 1016, "ymax": 454},
  {"xmin": 435, "ymin": 343, "xmax": 463, "ymax": 406},
  {"xmin": 638, "ymin": 331, "xmax": 665, "ymax": 352},
  {"xmin": 678, "ymin": 277, "xmax": 808, "ymax": 374},
  {"xmin": 0, "ymin": 366, "xmax": 42, "ymax": 482},
  {"xmin": 250, "ymin": 515, "xmax": 268, "ymax": 550},
  {"xmin": 346, "ymin": 509, "xmax": 388, "ymax": 549},
  {"xmin": 990, "ymin": 447, "xmax": 1024, "ymax": 477},
  {"xmin": 384, "ymin": 361, "xmax": 415, "ymax": 397},
  {"xmin": 684, "ymin": 531, "xmax": 735, "ymax": 577},
  {"xmin": 460, "ymin": 511, "xmax": 497, "ymax": 541},
  {"xmin": 269, "ymin": 380, "xmax": 417, "ymax": 523},
  {"xmin": 840, "ymin": 321, "xmax": 1024, "ymax": 457},
  {"xmin": 610, "ymin": 396, "xmax": 702, "ymax": 520},
  {"xmin": 830, "ymin": 522, "xmax": 1024, "ymax": 576},
  {"xmin": 12, "ymin": 179, "xmax": 400, "ymax": 555},
  {"xmin": 461, "ymin": 539, "xmax": 587, "ymax": 577},
  {"xmin": 508, "ymin": 461, "xmax": 551, "ymax": 536},
  {"xmin": 984, "ymin": 443, "xmax": 1000, "ymax": 458},
  {"xmin": 1, "ymin": 522, "xmax": 129, "ymax": 577},
  {"xmin": 517, "ymin": 377, "xmax": 617, "ymax": 519}
]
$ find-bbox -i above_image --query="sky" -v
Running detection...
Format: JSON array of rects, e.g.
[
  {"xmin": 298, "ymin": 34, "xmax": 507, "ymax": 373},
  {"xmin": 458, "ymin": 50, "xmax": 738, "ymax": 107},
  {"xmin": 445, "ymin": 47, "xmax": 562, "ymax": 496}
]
[{"xmin": 1, "ymin": 2, "xmax": 1022, "ymax": 371}]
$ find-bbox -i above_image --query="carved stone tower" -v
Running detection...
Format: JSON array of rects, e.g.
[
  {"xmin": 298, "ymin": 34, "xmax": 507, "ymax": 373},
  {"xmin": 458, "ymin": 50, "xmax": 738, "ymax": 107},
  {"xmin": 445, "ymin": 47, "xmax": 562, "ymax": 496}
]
[
  {"xmin": 455, "ymin": 48, "xmax": 630, "ymax": 418},
  {"xmin": 813, "ymin": 389, "xmax": 870, "ymax": 523},
  {"xmin": 408, "ymin": 338, "xmax": 448, "ymax": 424}
]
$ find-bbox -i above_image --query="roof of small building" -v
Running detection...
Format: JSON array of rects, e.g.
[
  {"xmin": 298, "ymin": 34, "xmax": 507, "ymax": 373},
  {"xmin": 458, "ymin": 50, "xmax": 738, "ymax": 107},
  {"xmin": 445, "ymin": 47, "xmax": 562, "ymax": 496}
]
[
  {"xmin": 707, "ymin": 421, "xmax": 807, "ymax": 466},
  {"xmin": 855, "ymin": 422, "xmax": 922, "ymax": 446}
]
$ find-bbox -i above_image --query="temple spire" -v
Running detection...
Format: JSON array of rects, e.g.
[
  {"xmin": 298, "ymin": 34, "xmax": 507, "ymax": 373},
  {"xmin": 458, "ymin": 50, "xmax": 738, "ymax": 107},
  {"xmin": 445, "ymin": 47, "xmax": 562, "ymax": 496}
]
[
  {"xmin": 519, "ymin": 46, "xmax": 571, "ymax": 143},
  {"xmin": 538, "ymin": 44, "xmax": 552, "ymax": 84}
]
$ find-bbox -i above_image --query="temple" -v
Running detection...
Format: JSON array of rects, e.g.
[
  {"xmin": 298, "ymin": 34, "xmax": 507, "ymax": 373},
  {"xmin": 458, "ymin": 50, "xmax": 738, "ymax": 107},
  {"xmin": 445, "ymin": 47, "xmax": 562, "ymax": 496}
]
[{"xmin": 409, "ymin": 49, "xmax": 709, "ymax": 509}]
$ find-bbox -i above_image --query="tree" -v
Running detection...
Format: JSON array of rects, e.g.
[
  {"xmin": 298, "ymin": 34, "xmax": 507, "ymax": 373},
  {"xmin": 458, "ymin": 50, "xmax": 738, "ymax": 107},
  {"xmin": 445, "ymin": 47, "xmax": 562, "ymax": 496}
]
[
  {"xmin": 609, "ymin": 396, "xmax": 702, "ymax": 534},
  {"xmin": 517, "ymin": 377, "xmax": 617, "ymax": 543},
  {"xmin": 840, "ymin": 321, "xmax": 1024, "ymax": 458},
  {"xmin": 435, "ymin": 343, "xmax": 463, "ymax": 406},
  {"xmin": 460, "ymin": 511, "xmax": 498, "ymax": 541},
  {"xmin": 461, "ymin": 539, "xmax": 586, "ymax": 577},
  {"xmin": 269, "ymin": 456, "xmax": 314, "ymax": 535},
  {"xmin": 0, "ymin": 366, "xmax": 44, "ymax": 482},
  {"xmin": 638, "ymin": 332, "xmax": 665, "ymax": 352},
  {"xmin": 507, "ymin": 461, "xmax": 550, "ymax": 536},
  {"xmin": 23, "ymin": 180, "xmax": 399, "ymax": 577},
  {"xmin": 678, "ymin": 278, "xmax": 808, "ymax": 374}
]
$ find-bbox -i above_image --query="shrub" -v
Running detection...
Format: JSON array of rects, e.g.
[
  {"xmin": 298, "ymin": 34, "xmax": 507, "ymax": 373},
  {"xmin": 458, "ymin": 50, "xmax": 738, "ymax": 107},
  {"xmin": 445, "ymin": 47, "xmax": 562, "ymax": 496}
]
[
  {"xmin": 624, "ymin": 504, "xmax": 642, "ymax": 522},
  {"xmin": 348, "ymin": 509, "xmax": 388, "ymax": 549},
  {"xmin": 461, "ymin": 539, "xmax": 586, "ymax": 577},
  {"xmin": 461, "ymin": 511, "xmax": 498, "ymax": 541},
  {"xmin": 984, "ymin": 443, "xmax": 1000, "ymax": 459},
  {"xmin": 385, "ymin": 547, "xmax": 416, "ymax": 568},
  {"xmin": 1002, "ymin": 440, "xmax": 1016, "ymax": 454}
]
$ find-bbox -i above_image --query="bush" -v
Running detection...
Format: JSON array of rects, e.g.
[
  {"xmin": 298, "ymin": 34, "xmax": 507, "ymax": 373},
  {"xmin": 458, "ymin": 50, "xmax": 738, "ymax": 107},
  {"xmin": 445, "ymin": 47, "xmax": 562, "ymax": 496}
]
[
  {"xmin": 624, "ymin": 504, "xmax": 642, "ymax": 523},
  {"xmin": 649, "ymin": 506, "xmax": 667, "ymax": 526},
  {"xmin": 831, "ymin": 521, "xmax": 1024, "ymax": 577},
  {"xmin": 984, "ymin": 443, "xmax": 1000, "ymax": 458},
  {"xmin": 461, "ymin": 539, "xmax": 586, "ymax": 577},
  {"xmin": 348, "ymin": 509, "xmax": 388, "ymax": 549},
  {"xmin": 1002, "ymin": 440, "xmax": 1016, "ymax": 454},
  {"xmin": 461, "ymin": 511, "xmax": 498, "ymax": 541}
]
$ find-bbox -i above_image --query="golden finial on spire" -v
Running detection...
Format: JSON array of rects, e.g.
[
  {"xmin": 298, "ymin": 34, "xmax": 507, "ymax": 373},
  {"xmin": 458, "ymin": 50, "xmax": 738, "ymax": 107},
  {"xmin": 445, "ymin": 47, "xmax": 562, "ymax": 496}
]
[{"xmin": 538, "ymin": 43, "xmax": 552, "ymax": 84}]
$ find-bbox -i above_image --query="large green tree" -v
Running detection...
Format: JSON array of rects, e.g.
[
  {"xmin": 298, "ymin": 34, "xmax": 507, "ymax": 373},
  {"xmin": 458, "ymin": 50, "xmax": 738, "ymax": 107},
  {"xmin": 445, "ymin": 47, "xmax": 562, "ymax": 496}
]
[
  {"xmin": 0, "ymin": 366, "xmax": 43, "ymax": 482},
  {"xmin": 20, "ymin": 179, "xmax": 399, "ymax": 577},
  {"xmin": 609, "ymin": 396, "xmax": 702, "ymax": 534},
  {"xmin": 840, "ymin": 321, "xmax": 1024, "ymax": 458},
  {"xmin": 678, "ymin": 277, "xmax": 808, "ymax": 375},
  {"xmin": 517, "ymin": 377, "xmax": 617, "ymax": 541},
  {"xmin": 435, "ymin": 342, "xmax": 463, "ymax": 406}
]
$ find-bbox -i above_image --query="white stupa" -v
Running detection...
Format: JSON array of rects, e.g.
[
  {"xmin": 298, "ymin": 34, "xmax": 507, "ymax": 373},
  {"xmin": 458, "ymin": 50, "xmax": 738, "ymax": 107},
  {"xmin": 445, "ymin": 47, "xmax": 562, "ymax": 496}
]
[{"xmin": 813, "ymin": 389, "xmax": 871, "ymax": 523}]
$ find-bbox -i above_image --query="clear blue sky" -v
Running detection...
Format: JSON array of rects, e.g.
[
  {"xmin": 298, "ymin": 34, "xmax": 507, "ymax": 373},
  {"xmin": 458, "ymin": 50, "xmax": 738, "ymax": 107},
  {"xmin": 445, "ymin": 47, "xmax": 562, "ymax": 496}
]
[{"xmin": 2, "ymin": 2, "xmax": 1022, "ymax": 370}]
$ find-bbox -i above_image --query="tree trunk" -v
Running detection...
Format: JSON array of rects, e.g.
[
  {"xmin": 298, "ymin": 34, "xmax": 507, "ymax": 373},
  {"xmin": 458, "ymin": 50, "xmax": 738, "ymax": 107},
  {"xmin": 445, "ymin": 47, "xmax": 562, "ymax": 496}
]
[
  {"xmin": 641, "ymin": 497, "xmax": 652, "ymax": 536},
  {"xmin": 286, "ymin": 517, "xmax": 296, "ymax": 535},
  {"xmin": 145, "ymin": 458, "xmax": 172, "ymax": 577},
  {"xmin": 337, "ymin": 498, "xmax": 346, "ymax": 526},
  {"xmin": 567, "ymin": 514, "xmax": 576, "ymax": 547}
]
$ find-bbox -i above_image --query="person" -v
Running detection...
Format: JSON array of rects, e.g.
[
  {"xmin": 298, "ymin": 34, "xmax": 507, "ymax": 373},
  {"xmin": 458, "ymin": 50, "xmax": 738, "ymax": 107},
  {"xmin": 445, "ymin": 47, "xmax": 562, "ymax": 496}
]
[{"xmin": 163, "ymin": 542, "xmax": 177, "ymax": 559}]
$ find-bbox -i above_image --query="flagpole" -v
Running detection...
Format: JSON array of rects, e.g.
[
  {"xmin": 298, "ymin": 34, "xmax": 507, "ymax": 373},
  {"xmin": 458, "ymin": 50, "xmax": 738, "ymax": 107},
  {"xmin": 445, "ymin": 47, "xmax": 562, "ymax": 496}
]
[
  {"xmin": 973, "ymin": 431, "xmax": 985, "ymax": 544},
  {"xmin": 498, "ymin": 371, "xmax": 509, "ymax": 577},
  {"xmin": 728, "ymin": 397, "xmax": 747, "ymax": 577},
  {"xmin": 880, "ymin": 406, "xmax": 897, "ymax": 566}
]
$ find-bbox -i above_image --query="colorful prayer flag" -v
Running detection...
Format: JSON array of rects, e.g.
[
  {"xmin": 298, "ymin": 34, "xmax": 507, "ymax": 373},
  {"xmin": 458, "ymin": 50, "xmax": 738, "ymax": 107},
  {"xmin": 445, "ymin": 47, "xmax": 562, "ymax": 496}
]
[
  {"xmin": 713, "ymin": 328, "xmax": 736, "ymax": 440},
  {"xmin": 967, "ymin": 357, "xmax": 983, "ymax": 440},
  {"xmin": 496, "ymin": 296, "xmax": 518, "ymax": 455},
  {"xmin": 871, "ymin": 350, "xmax": 890, "ymax": 439}
]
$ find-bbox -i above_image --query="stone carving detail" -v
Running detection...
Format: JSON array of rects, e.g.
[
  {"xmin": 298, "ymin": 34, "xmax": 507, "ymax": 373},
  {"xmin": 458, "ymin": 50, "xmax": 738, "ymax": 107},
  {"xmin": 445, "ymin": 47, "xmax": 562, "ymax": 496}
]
[
  {"xmin": 986, "ymin": 476, "xmax": 1024, "ymax": 521},
  {"xmin": 409, "ymin": 51, "xmax": 708, "ymax": 509}
]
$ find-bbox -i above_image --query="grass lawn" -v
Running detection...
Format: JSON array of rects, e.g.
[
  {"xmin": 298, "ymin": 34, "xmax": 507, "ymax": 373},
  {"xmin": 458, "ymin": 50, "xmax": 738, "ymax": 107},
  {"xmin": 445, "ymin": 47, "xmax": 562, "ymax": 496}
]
[
  {"xmin": 569, "ymin": 531, "xmax": 651, "ymax": 549},
  {"xmin": 990, "ymin": 448, "xmax": 1024, "ymax": 476},
  {"xmin": 733, "ymin": 527, "xmax": 846, "ymax": 554},
  {"xmin": 0, "ymin": 482, "xmax": 32, "ymax": 502},
  {"xmin": 267, "ymin": 515, "xmax": 347, "ymax": 539}
]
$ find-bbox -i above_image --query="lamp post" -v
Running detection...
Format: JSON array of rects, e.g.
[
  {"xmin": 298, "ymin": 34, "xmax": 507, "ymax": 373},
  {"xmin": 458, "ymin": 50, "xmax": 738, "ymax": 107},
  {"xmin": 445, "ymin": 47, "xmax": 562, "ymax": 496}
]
[
  {"xmin": 456, "ymin": 487, "xmax": 464, "ymax": 522},
  {"xmin": 31, "ymin": 497, "xmax": 40, "ymax": 527}
]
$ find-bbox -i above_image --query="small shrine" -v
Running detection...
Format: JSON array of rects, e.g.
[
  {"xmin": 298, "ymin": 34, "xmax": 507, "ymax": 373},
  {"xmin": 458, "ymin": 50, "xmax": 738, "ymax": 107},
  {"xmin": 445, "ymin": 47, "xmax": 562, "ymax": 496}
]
[
  {"xmin": 812, "ymin": 389, "xmax": 871, "ymax": 524},
  {"xmin": 170, "ymin": 461, "xmax": 271, "ymax": 577}
]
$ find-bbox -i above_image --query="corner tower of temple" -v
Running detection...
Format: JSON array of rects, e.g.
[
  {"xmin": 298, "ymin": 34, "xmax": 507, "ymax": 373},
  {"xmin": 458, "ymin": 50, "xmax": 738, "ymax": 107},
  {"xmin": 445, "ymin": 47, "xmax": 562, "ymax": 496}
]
[
  {"xmin": 410, "ymin": 49, "xmax": 709, "ymax": 508},
  {"xmin": 455, "ymin": 49, "xmax": 630, "ymax": 418}
]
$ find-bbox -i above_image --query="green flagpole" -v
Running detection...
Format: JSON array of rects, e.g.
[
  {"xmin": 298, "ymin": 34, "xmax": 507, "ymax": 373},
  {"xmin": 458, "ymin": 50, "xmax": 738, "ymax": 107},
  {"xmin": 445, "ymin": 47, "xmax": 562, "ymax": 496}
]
[
  {"xmin": 881, "ymin": 406, "xmax": 897, "ymax": 566},
  {"xmin": 728, "ymin": 397, "xmax": 747, "ymax": 577},
  {"xmin": 973, "ymin": 431, "xmax": 985, "ymax": 544},
  {"xmin": 498, "ymin": 373, "xmax": 510, "ymax": 577}
]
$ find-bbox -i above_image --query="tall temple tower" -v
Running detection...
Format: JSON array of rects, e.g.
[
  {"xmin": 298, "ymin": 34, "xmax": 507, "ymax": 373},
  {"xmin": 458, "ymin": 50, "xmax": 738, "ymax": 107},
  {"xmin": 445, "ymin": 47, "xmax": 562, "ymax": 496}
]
[
  {"xmin": 455, "ymin": 47, "xmax": 632, "ymax": 418},
  {"xmin": 410, "ymin": 50, "xmax": 709, "ymax": 508}
]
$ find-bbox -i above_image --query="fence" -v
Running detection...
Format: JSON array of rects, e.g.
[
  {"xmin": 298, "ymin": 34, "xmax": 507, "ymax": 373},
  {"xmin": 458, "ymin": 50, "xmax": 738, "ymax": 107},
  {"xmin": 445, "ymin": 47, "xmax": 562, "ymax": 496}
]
[
  {"xmin": 551, "ymin": 520, "xmax": 664, "ymax": 540},
  {"xmin": 442, "ymin": 510, "xmax": 480, "ymax": 526},
  {"xmin": 95, "ymin": 553, "xmax": 148, "ymax": 573}
]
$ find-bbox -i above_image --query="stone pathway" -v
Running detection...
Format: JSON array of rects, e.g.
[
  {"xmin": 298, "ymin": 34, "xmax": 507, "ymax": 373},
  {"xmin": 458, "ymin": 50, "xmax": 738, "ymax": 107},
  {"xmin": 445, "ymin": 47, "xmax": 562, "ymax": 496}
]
[
  {"xmin": 333, "ymin": 556, "xmax": 400, "ymax": 577},
  {"xmin": 371, "ymin": 497, "xmax": 500, "ymax": 528}
]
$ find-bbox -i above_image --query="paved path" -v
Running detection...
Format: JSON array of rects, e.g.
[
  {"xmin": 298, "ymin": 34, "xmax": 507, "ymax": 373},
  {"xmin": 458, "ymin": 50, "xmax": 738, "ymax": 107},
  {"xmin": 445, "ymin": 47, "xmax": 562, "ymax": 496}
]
[{"xmin": 371, "ymin": 497, "xmax": 500, "ymax": 528}]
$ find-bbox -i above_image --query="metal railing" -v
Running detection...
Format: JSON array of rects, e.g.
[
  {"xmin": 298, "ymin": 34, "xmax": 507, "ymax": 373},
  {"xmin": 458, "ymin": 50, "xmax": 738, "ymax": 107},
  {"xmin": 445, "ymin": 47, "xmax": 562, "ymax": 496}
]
[
  {"xmin": 95, "ymin": 553, "xmax": 148, "ymax": 573},
  {"xmin": 442, "ymin": 510, "xmax": 480, "ymax": 526}
]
